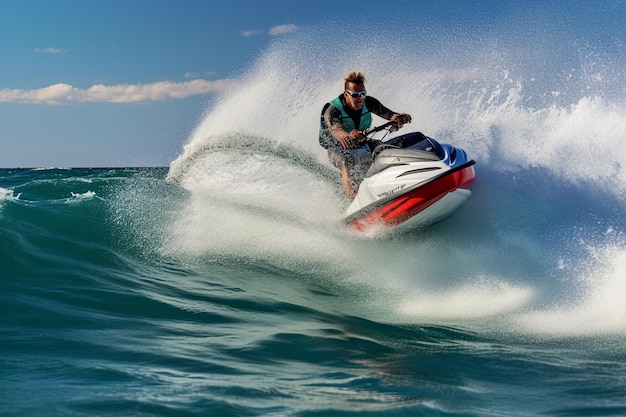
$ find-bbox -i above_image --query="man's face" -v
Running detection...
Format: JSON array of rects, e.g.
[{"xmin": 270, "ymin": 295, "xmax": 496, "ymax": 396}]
[{"xmin": 344, "ymin": 82, "xmax": 366, "ymax": 111}]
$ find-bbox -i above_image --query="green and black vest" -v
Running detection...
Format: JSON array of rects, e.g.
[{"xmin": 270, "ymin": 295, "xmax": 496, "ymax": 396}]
[{"xmin": 319, "ymin": 96, "xmax": 372, "ymax": 149}]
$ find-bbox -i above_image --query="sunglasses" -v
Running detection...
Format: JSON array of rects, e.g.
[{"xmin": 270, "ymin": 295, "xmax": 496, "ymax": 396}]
[{"xmin": 346, "ymin": 89, "xmax": 367, "ymax": 98}]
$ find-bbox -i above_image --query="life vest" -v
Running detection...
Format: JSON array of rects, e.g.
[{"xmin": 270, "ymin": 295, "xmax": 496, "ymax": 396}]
[
  {"xmin": 329, "ymin": 96, "xmax": 372, "ymax": 132},
  {"xmin": 319, "ymin": 96, "xmax": 372, "ymax": 148}
]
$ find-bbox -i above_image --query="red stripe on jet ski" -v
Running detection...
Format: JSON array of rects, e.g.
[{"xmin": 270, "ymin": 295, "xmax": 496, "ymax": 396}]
[{"xmin": 349, "ymin": 164, "xmax": 476, "ymax": 231}]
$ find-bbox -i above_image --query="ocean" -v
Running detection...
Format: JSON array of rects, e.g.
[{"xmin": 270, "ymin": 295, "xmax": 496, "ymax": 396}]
[{"xmin": 2, "ymin": 1, "xmax": 626, "ymax": 416}]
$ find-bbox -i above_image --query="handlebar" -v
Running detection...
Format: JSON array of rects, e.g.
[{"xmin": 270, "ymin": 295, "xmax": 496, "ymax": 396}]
[{"xmin": 362, "ymin": 121, "xmax": 398, "ymax": 137}]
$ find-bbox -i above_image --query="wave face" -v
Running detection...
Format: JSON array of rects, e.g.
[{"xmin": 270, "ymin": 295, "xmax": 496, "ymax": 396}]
[
  {"xmin": 167, "ymin": 1, "xmax": 626, "ymax": 336},
  {"xmin": 3, "ymin": 2, "xmax": 626, "ymax": 416}
]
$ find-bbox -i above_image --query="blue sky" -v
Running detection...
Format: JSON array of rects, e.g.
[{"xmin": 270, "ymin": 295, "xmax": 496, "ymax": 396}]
[
  {"xmin": 0, "ymin": 0, "xmax": 368, "ymax": 167},
  {"xmin": 1, "ymin": 0, "xmax": 623, "ymax": 168}
]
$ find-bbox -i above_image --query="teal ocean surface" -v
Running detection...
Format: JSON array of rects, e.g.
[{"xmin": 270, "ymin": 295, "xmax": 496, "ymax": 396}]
[
  {"xmin": 1, "ymin": 160, "xmax": 624, "ymax": 417},
  {"xmin": 3, "ymin": 1, "xmax": 626, "ymax": 415}
]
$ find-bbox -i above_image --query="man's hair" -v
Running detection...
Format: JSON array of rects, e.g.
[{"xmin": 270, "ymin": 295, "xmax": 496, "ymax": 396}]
[{"xmin": 344, "ymin": 71, "xmax": 366, "ymax": 89}]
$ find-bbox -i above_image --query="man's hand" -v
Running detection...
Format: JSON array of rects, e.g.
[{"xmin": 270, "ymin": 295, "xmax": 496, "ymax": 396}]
[
  {"xmin": 348, "ymin": 129, "xmax": 365, "ymax": 144},
  {"xmin": 391, "ymin": 113, "xmax": 412, "ymax": 129},
  {"xmin": 338, "ymin": 129, "xmax": 366, "ymax": 149}
]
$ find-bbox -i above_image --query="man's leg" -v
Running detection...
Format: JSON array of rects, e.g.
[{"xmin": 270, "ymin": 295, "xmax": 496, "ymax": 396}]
[
  {"xmin": 340, "ymin": 163, "xmax": 357, "ymax": 199},
  {"xmin": 329, "ymin": 150, "xmax": 357, "ymax": 199}
]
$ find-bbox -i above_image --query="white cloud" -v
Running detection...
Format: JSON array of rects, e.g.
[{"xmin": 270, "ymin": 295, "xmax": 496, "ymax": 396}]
[
  {"xmin": 241, "ymin": 24, "xmax": 297, "ymax": 37},
  {"xmin": 268, "ymin": 24, "xmax": 297, "ymax": 36},
  {"xmin": 0, "ymin": 79, "xmax": 231, "ymax": 105},
  {"xmin": 241, "ymin": 29, "xmax": 263, "ymax": 37},
  {"xmin": 35, "ymin": 47, "xmax": 69, "ymax": 54}
]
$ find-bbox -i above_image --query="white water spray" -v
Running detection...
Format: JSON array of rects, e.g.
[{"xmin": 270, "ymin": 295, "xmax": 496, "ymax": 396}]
[{"xmin": 165, "ymin": 23, "xmax": 626, "ymax": 335}]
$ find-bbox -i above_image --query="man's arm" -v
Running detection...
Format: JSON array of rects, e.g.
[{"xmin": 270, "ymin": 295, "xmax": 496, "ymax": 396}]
[
  {"xmin": 366, "ymin": 96, "xmax": 412, "ymax": 128},
  {"xmin": 366, "ymin": 96, "xmax": 397, "ymax": 119},
  {"xmin": 323, "ymin": 105, "xmax": 354, "ymax": 149}
]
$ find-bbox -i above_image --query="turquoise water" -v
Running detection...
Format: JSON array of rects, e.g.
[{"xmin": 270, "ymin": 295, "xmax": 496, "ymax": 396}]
[{"xmin": 1, "ymin": 162, "xmax": 625, "ymax": 416}]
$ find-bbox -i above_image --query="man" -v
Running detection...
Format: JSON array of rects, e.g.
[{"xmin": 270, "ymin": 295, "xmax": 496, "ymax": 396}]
[{"xmin": 319, "ymin": 71, "xmax": 412, "ymax": 199}]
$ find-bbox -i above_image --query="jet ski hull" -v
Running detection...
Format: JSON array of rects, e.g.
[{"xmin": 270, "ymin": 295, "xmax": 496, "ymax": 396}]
[
  {"xmin": 343, "ymin": 132, "xmax": 476, "ymax": 232},
  {"xmin": 346, "ymin": 162, "xmax": 475, "ymax": 231}
]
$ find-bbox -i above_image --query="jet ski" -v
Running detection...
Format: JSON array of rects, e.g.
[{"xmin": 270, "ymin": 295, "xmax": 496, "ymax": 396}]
[{"xmin": 344, "ymin": 121, "xmax": 476, "ymax": 232}]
